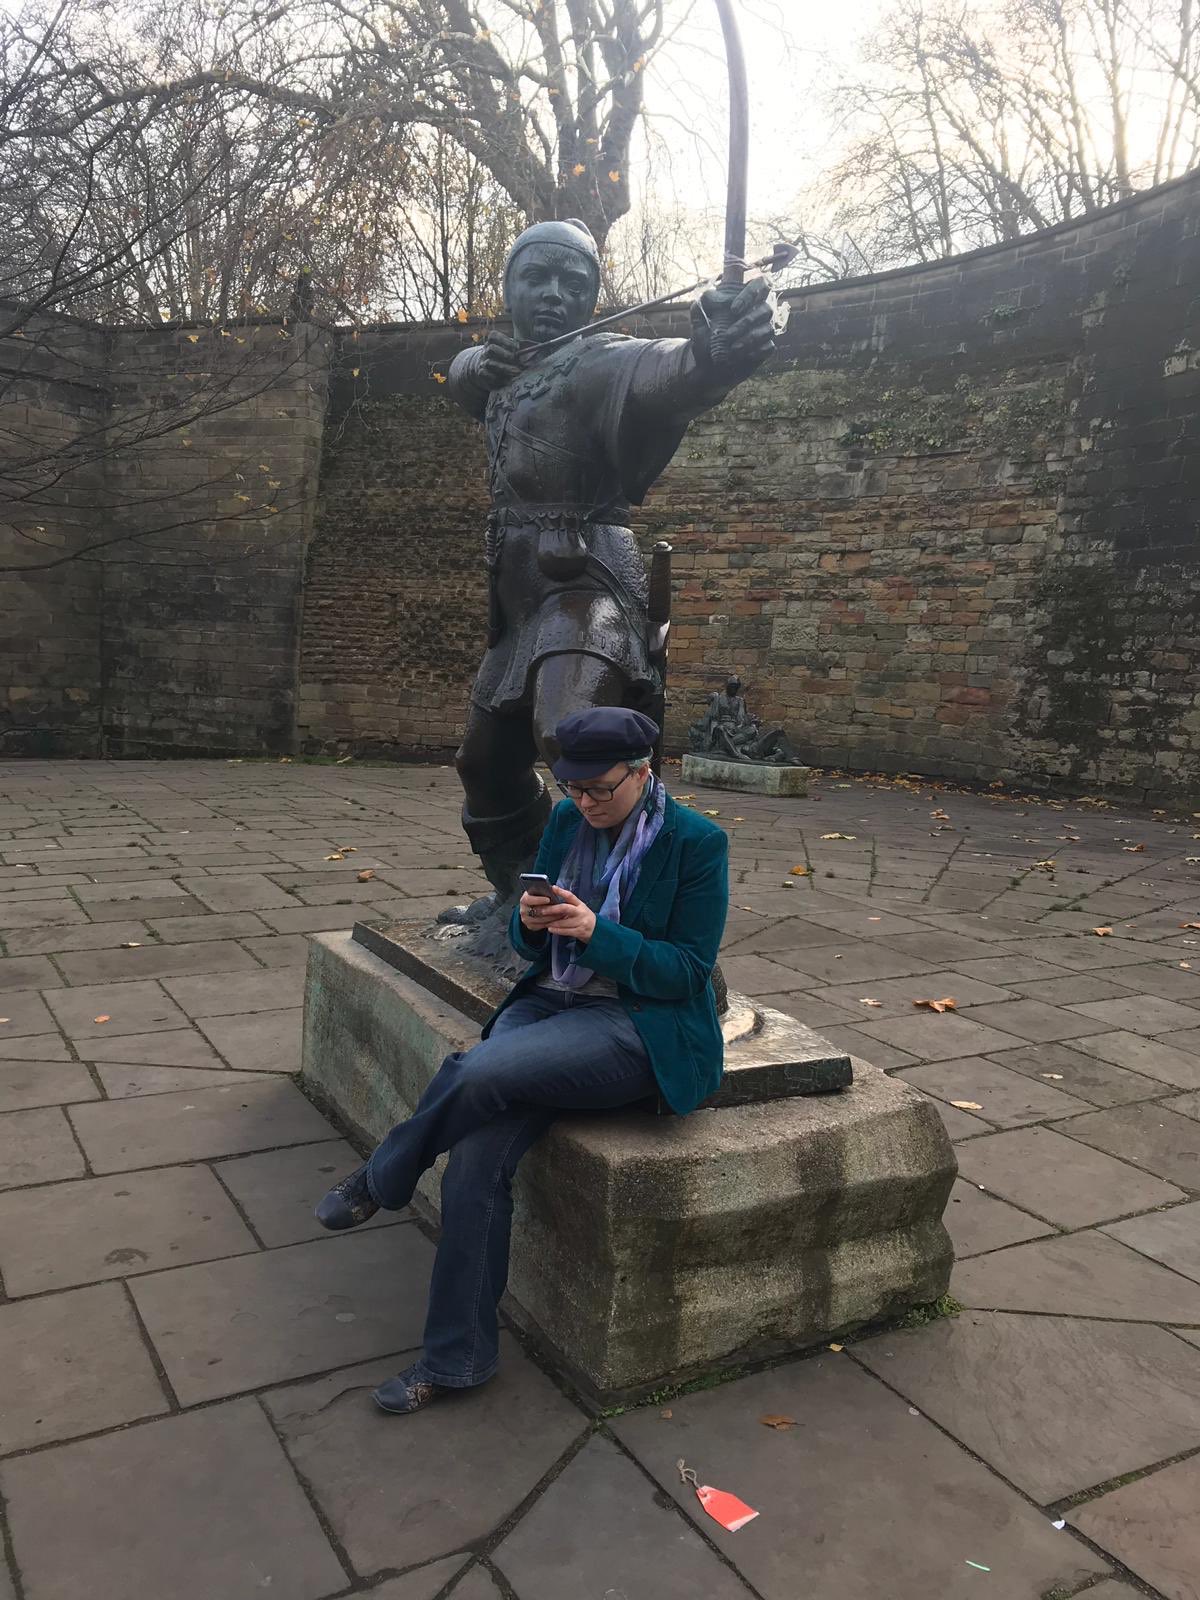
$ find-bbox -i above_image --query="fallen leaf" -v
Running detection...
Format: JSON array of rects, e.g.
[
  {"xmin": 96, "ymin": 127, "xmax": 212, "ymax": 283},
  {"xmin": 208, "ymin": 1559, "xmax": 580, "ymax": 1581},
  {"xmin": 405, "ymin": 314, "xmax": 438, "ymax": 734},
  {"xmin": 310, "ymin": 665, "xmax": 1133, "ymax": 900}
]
[
  {"xmin": 185, "ymin": 332, "xmax": 200, "ymax": 343},
  {"xmin": 913, "ymin": 997, "xmax": 957, "ymax": 1013},
  {"xmin": 660, "ymin": 1408, "xmax": 673, "ymax": 1419},
  {"xmin": 0, "ymin": 1018, "xmax": 8, "ymax": 1025},
  {"xmin": 860, "ymin": 998, "xmax": 883, "ymax": 1007},
  {"xmin": 759, "ymin": 1414, "xmax": 797, "ymax": 1430},
  {"xmin": 1179, "ymin": 922, "xmax": 1200, "ymax": 930},
  {"xmin": 1030, "ymin": 858, "xmax": 1057, "ymax": 872},
  {"xmin": 433, "ymin": 371, "xmax": 447, "ymax": 384},
  {"xmin": 829, "ymin": 1343, "xmax": 844, "ymax": 1352},
  {"xmin": 789, "ymin": 865, "xmax": 809, "ymax": 876},
  {"xmin": 820, "ymin": 832, "xmax": 857, "ymax": 841},
  {"xmin": 1040, "ymin": 1072, "xmax": 1064, "ymax": 1080},
  {"xmin": 703, "ymin": 809, "xmax": 720, "ymax": 817},
  {"xmin": 1123, "ymin": 843, "xmax": 1146, "ymax": 853},
  {"xmin": 338, "ymin": 846, "xmax": 358, "ymax": 853},
  {"xmin": 356, "ymin": 869, "xmax": 375, "ymax": 882},
  {"xmin": 93, "ymin": 1015, "xmax": 110, "ymax": 1024},
  {"xmin": 120, "ymin": 941, "xmax": 142, "ymax": 949},
  {"xmin": 325, "ymin": 852, "xmax": 344, "ymax": 861},
  {"xmin": 1093, "ymin": 926, "xmax": 1113, "ymax": 937},
  {"xmin": 950, "ymin": 1100, "xmax": 983, "ymax": 1111},
  {"xmin": 868, "ymin": 916, "xmax": 882, "ymax": 922},
  {"xmin": 733, "ymin": 816, "xmax": 744, "ymax": 822},
  {"xmin": 930, "ymin": 808, "xmax": 950, "ymax": 820},
  {"xmin": 1188, "ymin": 857, "xmax": 1200, "ymax": 865},
  {"xmin": 1181, "ymin": 962, "xmax": 1192, "ymax": 970}
]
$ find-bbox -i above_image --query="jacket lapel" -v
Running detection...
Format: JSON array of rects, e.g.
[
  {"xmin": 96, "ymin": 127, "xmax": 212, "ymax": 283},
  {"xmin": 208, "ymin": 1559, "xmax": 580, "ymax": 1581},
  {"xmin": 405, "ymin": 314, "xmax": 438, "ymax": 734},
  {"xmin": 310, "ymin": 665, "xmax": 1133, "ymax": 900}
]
[{"xmin": 620, "ymin": 793, "xmax": 677, "ymax": 926}]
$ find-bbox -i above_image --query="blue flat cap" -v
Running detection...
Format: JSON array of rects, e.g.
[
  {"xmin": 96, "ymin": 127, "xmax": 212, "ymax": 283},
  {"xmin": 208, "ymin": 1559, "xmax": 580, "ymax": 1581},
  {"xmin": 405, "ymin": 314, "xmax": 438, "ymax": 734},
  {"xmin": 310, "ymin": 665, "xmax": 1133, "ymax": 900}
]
[{"xmin": 552, "ymin": 707, "xmax": 659, "ymax": 782}]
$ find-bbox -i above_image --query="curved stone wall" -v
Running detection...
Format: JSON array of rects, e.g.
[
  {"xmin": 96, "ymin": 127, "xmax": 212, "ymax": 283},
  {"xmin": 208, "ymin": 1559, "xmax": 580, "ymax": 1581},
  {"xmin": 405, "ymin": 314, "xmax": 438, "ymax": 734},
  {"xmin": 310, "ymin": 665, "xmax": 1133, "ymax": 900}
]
[{"xmin": 300, "ymin": 169, "xmax": 1200, "ymax": 799}]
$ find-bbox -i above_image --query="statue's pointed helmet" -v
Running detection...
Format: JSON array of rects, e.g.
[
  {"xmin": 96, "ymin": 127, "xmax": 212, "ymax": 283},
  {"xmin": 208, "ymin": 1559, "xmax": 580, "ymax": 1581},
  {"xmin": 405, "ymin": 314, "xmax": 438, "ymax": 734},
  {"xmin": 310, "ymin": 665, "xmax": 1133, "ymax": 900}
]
[{"xmin": 503, "ymin": 217, "xmax": 601, "ymax": 304}]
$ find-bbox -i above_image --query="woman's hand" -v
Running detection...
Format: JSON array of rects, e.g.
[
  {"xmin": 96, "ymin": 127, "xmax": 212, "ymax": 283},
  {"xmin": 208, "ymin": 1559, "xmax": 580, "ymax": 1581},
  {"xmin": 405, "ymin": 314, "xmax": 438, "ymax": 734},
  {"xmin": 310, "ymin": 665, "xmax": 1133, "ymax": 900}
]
[{"xmin": 518, "ymin": 887, "xmax": 595, "ymax": 943}]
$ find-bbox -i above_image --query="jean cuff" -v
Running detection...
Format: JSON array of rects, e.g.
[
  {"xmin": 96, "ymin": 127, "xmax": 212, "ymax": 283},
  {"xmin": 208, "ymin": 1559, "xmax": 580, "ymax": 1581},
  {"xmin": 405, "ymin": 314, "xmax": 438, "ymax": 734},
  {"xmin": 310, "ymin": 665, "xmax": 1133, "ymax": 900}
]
[{"xmin": 415, "ymin": 1357, "xmax": 499, "ymax": 1390}]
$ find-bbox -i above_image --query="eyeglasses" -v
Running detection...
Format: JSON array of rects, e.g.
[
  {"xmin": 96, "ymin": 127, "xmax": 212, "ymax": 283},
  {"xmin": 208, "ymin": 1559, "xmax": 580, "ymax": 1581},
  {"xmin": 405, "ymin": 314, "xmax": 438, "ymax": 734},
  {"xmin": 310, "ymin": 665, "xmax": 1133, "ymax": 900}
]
[{"xmin": 557, "ymin": 768, "xmax": 634, "ymax": 804}]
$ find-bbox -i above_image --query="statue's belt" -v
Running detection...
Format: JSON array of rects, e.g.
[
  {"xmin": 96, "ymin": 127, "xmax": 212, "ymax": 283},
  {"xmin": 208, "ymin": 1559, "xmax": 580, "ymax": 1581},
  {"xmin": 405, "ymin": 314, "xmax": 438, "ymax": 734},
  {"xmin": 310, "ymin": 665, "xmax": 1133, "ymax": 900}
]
[{"xmin": 486, "ymin": 504, "xmax": 628, "ymax": 532}]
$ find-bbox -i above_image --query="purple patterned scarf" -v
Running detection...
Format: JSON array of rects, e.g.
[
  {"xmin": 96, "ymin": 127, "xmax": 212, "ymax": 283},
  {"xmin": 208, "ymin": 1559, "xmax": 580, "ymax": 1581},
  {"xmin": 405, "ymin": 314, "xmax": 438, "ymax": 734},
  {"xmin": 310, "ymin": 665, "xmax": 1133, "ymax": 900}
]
[{"xmin": 550, "ymin": 775, "xmax": 667, "ymax": 989}]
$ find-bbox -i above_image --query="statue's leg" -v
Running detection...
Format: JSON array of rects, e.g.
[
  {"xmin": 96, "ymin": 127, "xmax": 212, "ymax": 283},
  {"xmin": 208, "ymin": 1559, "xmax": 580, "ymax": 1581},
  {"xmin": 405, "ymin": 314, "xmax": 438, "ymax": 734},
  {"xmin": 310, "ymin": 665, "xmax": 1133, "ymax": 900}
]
[
  {"xmin": 531, "ymin": 652, "xmax": 627, "ymax": 763},
  {"xmin": 437, "ymin": 706, "xmax": 551, "ymax": 929}
]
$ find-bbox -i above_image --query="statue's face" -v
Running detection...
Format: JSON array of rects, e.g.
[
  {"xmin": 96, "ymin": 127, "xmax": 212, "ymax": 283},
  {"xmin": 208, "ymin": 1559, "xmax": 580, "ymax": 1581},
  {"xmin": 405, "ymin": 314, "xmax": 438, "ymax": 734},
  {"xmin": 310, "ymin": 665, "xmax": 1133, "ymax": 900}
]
[
  {"xmin": 506, "ymin": 243, "xmax": 598, "ymax": 343},
  {"xmin": 727, "ymin": 679, "xmax": 742, "ymax": 696}
]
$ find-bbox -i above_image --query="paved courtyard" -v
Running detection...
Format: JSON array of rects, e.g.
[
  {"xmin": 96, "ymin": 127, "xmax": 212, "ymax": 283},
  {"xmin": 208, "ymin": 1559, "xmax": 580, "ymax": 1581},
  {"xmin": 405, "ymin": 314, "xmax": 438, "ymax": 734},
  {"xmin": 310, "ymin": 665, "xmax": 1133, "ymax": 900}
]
[{"xmin": 0, "ymin": 757, "xmax": 1198, "ymax": 1599}]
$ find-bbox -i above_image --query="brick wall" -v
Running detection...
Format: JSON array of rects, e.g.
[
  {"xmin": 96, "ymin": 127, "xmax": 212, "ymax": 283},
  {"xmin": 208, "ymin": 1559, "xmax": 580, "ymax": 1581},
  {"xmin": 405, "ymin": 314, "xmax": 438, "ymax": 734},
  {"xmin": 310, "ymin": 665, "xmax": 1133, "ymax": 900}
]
[
  {"xmin": 3, "ymin": 169, "xmax": 1198, "ymax": 798},
  {"xmin": 0, "ymin": 316, "xmax": 331, "ymax": 758},
  {"xmin": 300, "ymin": 170, "xmax": 1200, "ymax": 800},
  {"xmin": 0, "ymin": 311, "xmax": 109, "ymax": 755}
]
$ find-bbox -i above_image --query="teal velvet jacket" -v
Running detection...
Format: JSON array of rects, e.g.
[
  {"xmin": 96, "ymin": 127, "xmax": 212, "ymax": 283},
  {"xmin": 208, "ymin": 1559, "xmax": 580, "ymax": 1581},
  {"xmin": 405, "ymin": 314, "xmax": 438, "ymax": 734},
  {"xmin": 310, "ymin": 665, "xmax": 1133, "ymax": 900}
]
[{"xmin": 486, "ymin": 793, "xmax": 730, "ymax": 1116}]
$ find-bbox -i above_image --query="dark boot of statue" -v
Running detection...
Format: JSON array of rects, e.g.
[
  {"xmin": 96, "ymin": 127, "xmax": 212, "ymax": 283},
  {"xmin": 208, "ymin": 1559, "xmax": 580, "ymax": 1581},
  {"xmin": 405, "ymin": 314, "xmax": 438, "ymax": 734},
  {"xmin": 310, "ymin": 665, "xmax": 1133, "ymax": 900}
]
[{"xmin": 436, "ymin": 784, "xmax": 552, "ymax": 958}]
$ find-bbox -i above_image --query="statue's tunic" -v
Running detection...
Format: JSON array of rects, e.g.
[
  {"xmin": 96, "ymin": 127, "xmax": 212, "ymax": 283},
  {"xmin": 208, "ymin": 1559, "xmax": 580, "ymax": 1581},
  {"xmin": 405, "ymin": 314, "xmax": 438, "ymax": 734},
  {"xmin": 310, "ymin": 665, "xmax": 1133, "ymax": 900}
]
[{"xmin": 448, "ymin": 333, "xmax": 730, "ymax": 716}]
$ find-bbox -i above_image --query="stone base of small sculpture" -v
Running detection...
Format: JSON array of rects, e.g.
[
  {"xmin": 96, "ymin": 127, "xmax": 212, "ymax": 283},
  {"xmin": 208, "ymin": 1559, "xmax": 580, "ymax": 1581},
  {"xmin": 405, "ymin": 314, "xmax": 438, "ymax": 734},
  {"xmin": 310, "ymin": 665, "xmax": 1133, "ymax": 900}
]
[
  {"xmin": 301, "ymin": 929, "xmax": 956, "ymax": 1400},
  {"xmin": 682, "ymin": 752, "xmax": 810, "ymax": 797}
]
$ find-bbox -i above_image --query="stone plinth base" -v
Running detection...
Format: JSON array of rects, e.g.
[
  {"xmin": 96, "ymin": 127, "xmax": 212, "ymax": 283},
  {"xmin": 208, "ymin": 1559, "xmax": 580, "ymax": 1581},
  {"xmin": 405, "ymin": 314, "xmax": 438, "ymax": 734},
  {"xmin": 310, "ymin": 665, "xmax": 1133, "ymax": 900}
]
[
  {"xmin": 302, "ymin": 932, "xmax": 956, "ymax": 1400},
  {"xmin": 681, "ymin": 753, "xmax": 810, "ymax": 796}
]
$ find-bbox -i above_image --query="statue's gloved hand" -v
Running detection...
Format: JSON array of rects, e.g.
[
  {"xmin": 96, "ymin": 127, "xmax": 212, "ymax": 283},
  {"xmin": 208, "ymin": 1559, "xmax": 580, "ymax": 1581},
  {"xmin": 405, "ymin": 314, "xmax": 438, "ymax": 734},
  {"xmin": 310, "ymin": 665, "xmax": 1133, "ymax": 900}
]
[
  {"xmin": 476, "ymin": 331, "xmax": 524, "ymax": 391},
  {"xmin": 690, "ymin": 273, "xmax": 776, "ymax": 376}
]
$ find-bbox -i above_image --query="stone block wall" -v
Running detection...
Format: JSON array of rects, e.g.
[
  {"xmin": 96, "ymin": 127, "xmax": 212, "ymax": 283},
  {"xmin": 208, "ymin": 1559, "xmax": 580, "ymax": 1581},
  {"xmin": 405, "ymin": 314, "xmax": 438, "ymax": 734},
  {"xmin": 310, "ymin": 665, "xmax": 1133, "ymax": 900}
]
[
  {"xmin": 0, "ymin": 311, "xmax": 109, "ymax": 755},
  {"xmin": 2, "ymin": 169, "xmax": 1198, "ymax": 798},
  {"xmin": 99, "ymin": 323, "xmax": 331, "ymax": 756}
]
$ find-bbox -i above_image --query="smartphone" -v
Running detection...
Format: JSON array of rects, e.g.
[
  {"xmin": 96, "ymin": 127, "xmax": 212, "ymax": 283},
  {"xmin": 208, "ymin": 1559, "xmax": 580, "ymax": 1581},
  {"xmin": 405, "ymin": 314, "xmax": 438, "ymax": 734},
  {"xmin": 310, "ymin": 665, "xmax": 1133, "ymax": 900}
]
[{"xmin": 519, "ymin": 872, "xmax": 561, "ymax": 902}]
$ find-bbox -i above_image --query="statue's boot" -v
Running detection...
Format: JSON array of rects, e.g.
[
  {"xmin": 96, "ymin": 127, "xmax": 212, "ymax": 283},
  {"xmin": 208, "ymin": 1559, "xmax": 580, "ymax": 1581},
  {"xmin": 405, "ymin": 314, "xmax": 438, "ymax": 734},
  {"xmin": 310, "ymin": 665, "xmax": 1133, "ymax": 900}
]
[{"xmin": 436, "ymin": 783, "xmax": 552, "ymax": 929}]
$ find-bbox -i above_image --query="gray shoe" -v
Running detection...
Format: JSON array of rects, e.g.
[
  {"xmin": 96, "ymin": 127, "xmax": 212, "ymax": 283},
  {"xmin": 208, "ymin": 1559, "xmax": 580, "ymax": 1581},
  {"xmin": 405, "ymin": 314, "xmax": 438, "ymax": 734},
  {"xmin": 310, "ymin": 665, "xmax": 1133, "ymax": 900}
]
[
  {"xmin": 314, "ymin": 1163, "xmax": 379, "ymax": 1231},
  {"xmin": 372, "ymin": 1364, "xmax": 450, "ymax": 1415}
]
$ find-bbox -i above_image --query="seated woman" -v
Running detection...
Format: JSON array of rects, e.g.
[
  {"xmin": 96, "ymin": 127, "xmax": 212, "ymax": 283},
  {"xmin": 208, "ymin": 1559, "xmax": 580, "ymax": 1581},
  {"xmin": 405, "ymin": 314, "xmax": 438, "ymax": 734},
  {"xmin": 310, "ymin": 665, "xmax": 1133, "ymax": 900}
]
[{"xmin": 314, "ymin": 706, "xmax": 729, "ymax": 1415}]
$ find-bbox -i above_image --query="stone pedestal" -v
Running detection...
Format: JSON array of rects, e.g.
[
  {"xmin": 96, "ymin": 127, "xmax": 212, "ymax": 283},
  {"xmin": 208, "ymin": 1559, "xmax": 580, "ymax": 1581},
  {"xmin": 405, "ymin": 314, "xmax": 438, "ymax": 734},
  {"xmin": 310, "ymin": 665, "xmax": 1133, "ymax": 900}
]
[
  {"xmin": 302, "ymin": 931, "xmax": 956, "ymax": 1401},
  {"xmin": 681, "ymin": 753, "xmax": 810, "ymax": 797}
]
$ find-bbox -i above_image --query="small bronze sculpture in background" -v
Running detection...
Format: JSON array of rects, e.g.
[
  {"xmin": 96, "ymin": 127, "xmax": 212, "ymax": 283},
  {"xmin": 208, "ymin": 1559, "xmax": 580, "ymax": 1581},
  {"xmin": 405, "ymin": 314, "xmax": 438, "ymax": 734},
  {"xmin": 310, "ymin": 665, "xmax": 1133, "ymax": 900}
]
[
  {"xmin": 689, "ymin": 676, "xmax": 801, "ymax": 766},
  {"xmin": 438, "ymin": 218, "xmax": 776, "ymax": 951}
]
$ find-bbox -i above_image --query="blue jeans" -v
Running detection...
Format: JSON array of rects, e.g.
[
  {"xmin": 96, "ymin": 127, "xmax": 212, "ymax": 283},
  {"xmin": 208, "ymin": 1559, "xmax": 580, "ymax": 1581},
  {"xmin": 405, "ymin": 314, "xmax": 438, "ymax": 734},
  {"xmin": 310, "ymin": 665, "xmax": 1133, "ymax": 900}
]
[{"xmin": 365, "ymin": 988, "xmax": 656, "ymax": 1388}]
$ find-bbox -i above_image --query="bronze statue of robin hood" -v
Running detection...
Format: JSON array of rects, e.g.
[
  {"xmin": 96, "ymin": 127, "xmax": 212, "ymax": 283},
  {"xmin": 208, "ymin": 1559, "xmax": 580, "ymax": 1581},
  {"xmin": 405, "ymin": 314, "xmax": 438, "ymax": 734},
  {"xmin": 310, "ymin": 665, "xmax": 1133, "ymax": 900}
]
[{"xmin": 440, "ymin": 216, "xmax": 775, "ymax": 938}]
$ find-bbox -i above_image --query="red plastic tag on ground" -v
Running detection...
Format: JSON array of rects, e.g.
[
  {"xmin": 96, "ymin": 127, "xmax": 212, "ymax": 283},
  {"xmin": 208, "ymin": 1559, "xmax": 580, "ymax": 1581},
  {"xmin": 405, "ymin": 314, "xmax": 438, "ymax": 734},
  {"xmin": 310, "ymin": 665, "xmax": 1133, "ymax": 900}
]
[{"xmin": 696, "ymin": 1485, "xmax": 759, "ymax": 1532}]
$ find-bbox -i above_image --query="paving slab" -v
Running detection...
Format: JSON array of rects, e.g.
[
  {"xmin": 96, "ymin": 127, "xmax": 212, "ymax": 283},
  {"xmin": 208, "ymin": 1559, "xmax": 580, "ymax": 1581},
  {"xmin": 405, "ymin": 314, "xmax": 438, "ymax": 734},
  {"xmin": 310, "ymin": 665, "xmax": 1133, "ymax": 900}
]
[
  {"xmin": 131, "ymin": 1226, "xmax": 435, "ymax": 1403},
  {"xmin": 897, "ymin": 1057, "xmax": 1091, "ymax": 1126},
  {"xmin": 954, "ymin": 1125, "xmax": 1184, "ymax": 1225},
  {"xmin": 55, "ymin": 940, "xmax": 259, "ymax": 985},
  {"xmin": 44, "ymin": 979, "xmax": 189, "ymax": 1039},
  {"xmin": 85, "ymin": 894, "xmax": 203, "ymax": 921},
  {"xmin": 0, "ymin": 1281, "xmax": 167, "ymax": 1453},
  {"xmin": 1011, "ymin": 972, "xmax": 1149, "ymax": 1006},
  {"xmin": 853, "ymin": 1311, "xmax": 1200, "ymax": 1502},
  {"xmin": 762, "ymin": 943, "xmax": 931, "ymax": 985},
  {"xmin": 0, "ymin": 1033, "xmax": 69, "ymax": 1062},
  {"xmin": 811, "ymin": 972, "xmax": 1015, "ymax": 1017},
  {"xmin": 1104, "ymin": 1200, "xmax": 1200, "ymax": 1283},
  {"xmin": 1019, "ymin": 936, "xmax": 1162, "ymax": 971},
  {"xmin": 0, "ymin": 901, "xmax": 88, "ymax": 931},
  {"xmin": 176, "ymin": 872, "xmax": 301, "ymax": 912},
  {"xmin": 1109, "ymin": 963, "xmax": 1200, "ymax": 1002},
  {"xmin": 1056, "ymin": 1103, "xmax": 1200, "ymax": 1190},
  {"xmin": 0, "ymin": 955, "xmax": 62, "ymax": 990},
  {"xmin": 0, "ymin": 1059, "xmax": 98, "ymax": 1112},
  {"xmin": 0, "ymin": 988, "xmax": 60, "ymax": 1038},
  {"xmin": 194, "ymin": 1007, "xmax": 304, "ymax": 1072},
  {"xmin": 954, "ymin": 1231, "xmax": 1200, "ymax": 1322},
  {"xmin": 2, "ymin": 920, "xmax": 149, "ymax": 955},
  {"xmin": 856, "ymin": 1011, "xmax": 1022, "ymax": 1061},
  {"xmin": 73, "ymin": 877, "xmax": 186, "ymax": 903},
  {"xmin": 945, "ymin": 1178, "xmax": 1052, "ymax": 1257},
  {"xmin": 95, "ymin": 1061, "xmax": 275, "ymax": 1097},
  {"xmin": 818, "ymin": 1025, "xmax": 919, "ymax": 1072},
  {"xmin": 69, "ymin": 1080, "xmax": 333, "ymax": 1172},
  {"xmin": 0, "ymin": 1166, "xmax": 257, "ymax": 1295},
  {"xmin": 240, "ymin": 933, "xmax": 312, "ymax": 967},
  {"xmin": 1076, "ymin": 1030, "xmax": 1200, "ymax": 1089},
  {"xmin": 930, "ymin": 1098, "xmax": 996, "ymax": 1138},
  {"xmin": 162, "ymin": 967, "xmax": 307, "ymax": 1017},
  {"xmin": 0, "ymin": 1400, "xmax": 346, "ymax": 1600},
  {"xmin": 984, "ymin": 1041, "xmax": 1166, "ymax": 1107},
  {"xmin": 0, "ymin": 1106, "xmax": 85, "ymax": 1189},
  {"xmin": 262, "ymin": 1336, "xmax": 586, "ymax": 1576},
  {"xmin": 718, "ymin": 953, "xmax": 822, "ymax": 995},
  {"xmin": 1070, "ymin": 995, "xmax": 1200, "ymax": 1035},
  {"xmin": 1158, "ymin": 1027, "xmax": 1200, "ymax": 1057},
  {"xmin": 215, "ymin": 1139, "xmax": 407, "ymax": 1246},
  {"xmin": 493, "ymin": 1435, "xmax": 755, "ymax": 1600},
  {"xmin": 611, "ymin": 1355, "xmax": 1108, "ymax": 1600},
  {"xmin": 1070, "ymin": 1455, "xmax": 1200, "ymax": 1600},
  {"xmin": 148, "ymin": 912, "xmax": 271, "ymax": 943},
  {"xmin": 81, "ymin": 1026, "xmax": 228, "ymax": 1068},
  {"xmin": 954, "ymin": 997, "xmax": 1102, "ymax": 1043}
]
